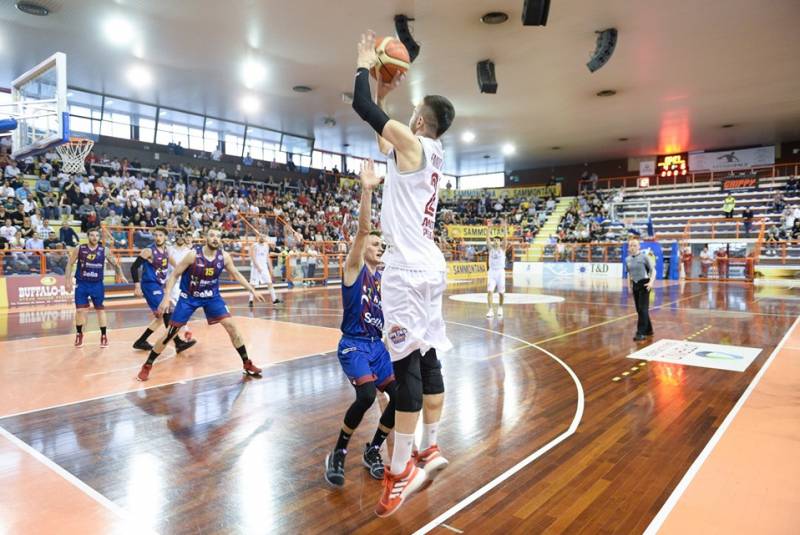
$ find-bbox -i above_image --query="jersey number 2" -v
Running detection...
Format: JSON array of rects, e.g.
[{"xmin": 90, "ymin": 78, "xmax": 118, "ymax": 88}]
[{"xmin": 424, "ymin": 173, "xmax": 440, "ymax": 216}]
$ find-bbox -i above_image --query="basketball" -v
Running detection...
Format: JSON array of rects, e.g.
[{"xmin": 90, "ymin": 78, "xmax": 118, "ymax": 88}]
[{"xmin": 372, "ymin": 36, "xmax": 410, "ymax": 83}]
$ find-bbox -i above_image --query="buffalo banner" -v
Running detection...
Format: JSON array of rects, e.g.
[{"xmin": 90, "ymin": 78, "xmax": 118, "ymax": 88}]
[{"xmin": 1, "ymin": 274, "xmax": 74, "ymax": 308}]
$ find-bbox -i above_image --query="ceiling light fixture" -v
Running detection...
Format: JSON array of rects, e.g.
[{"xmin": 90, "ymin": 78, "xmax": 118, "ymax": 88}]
[
  {"xmin": 292, "ymin": 85, "xmax": 312, "ymax": 93},
  {"xmin": 618, "ymin": 137, "xmax": 629, "ymax": 141},
  {"xmin": 721, "ymin": 123, "xmax": 735, "ymax": 128},
  {"xmin": 126, "ymin": 65, "xmax": 152, "ymax": 88},
  {"xmin": 596, "ymin": 89, "xmax": 617, "ymax": 97},
  {"xmin": 480, "ymin": 12, "xmax": 509, "ymax": 24},
  {"xmin": 15, "ymin": 2, "xmax": 49, "ymax": 16},
  {"xmin": 461, "ymin": 131, "xmax": 475, "ymax": 143},
  {"xmin": 240, "ymin": 95, "xmax": 260, "ymax": 114},
  {"xmin": 502, "ymin": 143, "xmax": 515, "ymax": 155},
  {"xmin": 103, "ymin": 18, "xmax": 135, "ymax": 47},
  {"xmin": 241, "ymin": 58, "xmax": 267, "ymax": 89}
]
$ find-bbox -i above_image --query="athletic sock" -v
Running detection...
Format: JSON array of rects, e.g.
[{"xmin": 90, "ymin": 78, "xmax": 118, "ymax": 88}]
[
  {"xmin": 369, "ymin": 428, "xmax": 389, "ymax": 449},
  {"xmin": 137, "ymin": 328, "xmax": 153, "ymax": 343},
  {"xmin": 269, "ymin": 287, "xmax": 277, "ymax": 301},
  {"xmin": 100, "ymin": 326, "xmax": 107, "ymax": 336},
  {"xmin": 236, "ymin": 344, "xmax": 249, "ymax": 362},
  {"xmin": 335, "ymin": 429, "xmax": 352, "ymax": 452},
  {"xmin": 76, "ymin": 324, "xmax": 83, "ymax": 334},
  {"xmin": 420, "ymin": 422, "xmax": 439, "ymax": 451},
  {"xmin": 145, "ymin": 350, "xmax": 159, "ymax": 365},
  {"xmin": 390, "ymin": 432, "xmax": 415, "ymax": 474}
]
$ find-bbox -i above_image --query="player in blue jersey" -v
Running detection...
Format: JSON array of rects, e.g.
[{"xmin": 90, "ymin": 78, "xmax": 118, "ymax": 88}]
[
  {"xmin": 136, "ymin": 226, "xmax": 265, "ymax": 381},
  {"xmin": 324, "ymin": 160, "xmax": 398, "ymax": 487},
  {"xmin": 130, "ymin": 227, "xmax": 196, "ymax": 353},
  {"xmin": 64, "ymin": 227, "xmax": 128, "ymax": 348}
]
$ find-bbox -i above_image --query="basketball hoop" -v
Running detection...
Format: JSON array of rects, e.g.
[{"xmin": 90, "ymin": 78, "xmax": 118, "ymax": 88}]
[{"xmin": 56, "ymin": 137, "xmax": 94, "ymax": 174}]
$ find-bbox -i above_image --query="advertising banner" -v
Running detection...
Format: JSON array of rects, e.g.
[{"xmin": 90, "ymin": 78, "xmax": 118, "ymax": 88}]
[
  {"xmin": 689, "ymin": 146, "xmax": 775, "ymax": 172},
  {"xmin": 447, "ymin": 261, "xmax": 487, "ymax": 280},
  {"xmin": 512, "ymin": 261, "xmax": 623, "ymax": 279},
  {"xmin": 441, "ymin": 184, "xmax": 561, "ymax": 200},
  {"xmin": 639, "ymin": 160, "xmax": 656, "ymax": 176},
  {"xmin": 627, "ymin": 339, "xmax": 761, "ymax": 372},
  {"xmin": 720, "ymin": 176, "xmax": 759, "ymax": 191},
  {"xmin": 446, "ymin": 225, "xmax": 516, "ymax": 240},
  {"xmin": 1, "ymin": 274, "xmax": 74, "ymax": 308}
]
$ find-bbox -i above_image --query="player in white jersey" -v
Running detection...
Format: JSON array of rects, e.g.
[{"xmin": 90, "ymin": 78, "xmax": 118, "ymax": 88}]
[
  {"xmin": 485, "ymin": 220, "xmax": 509, "ymax": 318},
  {"xmin": 168, "ymin": 232, "xmax": 193, "ymax": 341},
  {"xmin": 248, "ymin": 234, "xmax": 281, "ymax": 306},
  {"xmin": 352, "ymin": 31, "xmax": 455, "ymax": 517}
]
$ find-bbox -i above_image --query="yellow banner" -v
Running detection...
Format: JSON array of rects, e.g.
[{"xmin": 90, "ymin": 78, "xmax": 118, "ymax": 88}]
[
  {"xmin": 339, "ymin": 177, "xmax": 359, "ymax": 189},
  {"xmin": 446, "ymin": 225, "xmax": 516, "ymax": 240},
  {"xmin": 447, "ymin": 261, "xmax": 487, "ymax": 280},
  {"xmin": 441, "ymin": 183, "xmax": 561, "ymax": 200}
]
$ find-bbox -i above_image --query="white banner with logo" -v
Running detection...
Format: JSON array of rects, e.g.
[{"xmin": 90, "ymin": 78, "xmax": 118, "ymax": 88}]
[
  {"xmin": 689, "ymin": 146, "xmax": 775, "ymax": 172},
  {"xmin": 639, "ymin": 160, "xmax": 657, "ymax": 176},
  {"xmin": 627, "ymin": 339, "xmax": 761, "ymax": 372},
  {"xmin": 512, "ymin": 262, "xmax": 623, "ymax": 279}
]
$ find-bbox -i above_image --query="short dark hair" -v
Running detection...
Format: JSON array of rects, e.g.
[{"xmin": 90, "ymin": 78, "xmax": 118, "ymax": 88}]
[
  {"xmin": 87, "ymin": 227, "xmax": 100, "ymax": 235},
  {"xmin": 153, "ymin": 226, "xmax": 167, "ymax": 235},
  {"xmin": 422, "ymin": 95, "xmax": 455, "ymax": 138},
  {"xmin": 369, "ymin": 230, "xmax": 382, "ymax": 238}
]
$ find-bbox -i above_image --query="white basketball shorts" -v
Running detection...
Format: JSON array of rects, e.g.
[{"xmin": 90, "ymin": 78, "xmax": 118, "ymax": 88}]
[
  {"xmin": 381, "ymin": 266, "xmax": 453, "ymax": 362},
  {"xmin": 249, "ymin": 264, "xmax": 273, "ymax": 286},
  {"xmin": 487, "ymin": 269, "xmax": 506, "ymax": 293}
]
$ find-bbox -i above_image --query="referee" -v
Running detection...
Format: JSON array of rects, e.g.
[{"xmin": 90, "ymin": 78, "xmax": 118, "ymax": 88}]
[{"xmin": 626, "ymin": 238, "xmax": 655, "ymax": 341}]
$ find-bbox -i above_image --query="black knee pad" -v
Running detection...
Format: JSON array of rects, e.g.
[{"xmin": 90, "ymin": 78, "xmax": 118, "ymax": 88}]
[
  {"xmin": 379, "ymin": 381, "xmax": 398, "ymax": 429},
  {"xmin": 343, "ymin": 382, "xmax": 377, "ymax": 430},
  {"xmin": 163, "ymin": 325, "xmax": 180, "ymax": 343},
  {"xmin": 394, "ymin": 351, "xmax": 423, "ymax": 412},
  {"xmin": 420, "ymin": 349, "xmax": 445, "ymax": 395},
  {"xmin": 162, "ymin": 312, "xmax": 171, "ymax": 329}
]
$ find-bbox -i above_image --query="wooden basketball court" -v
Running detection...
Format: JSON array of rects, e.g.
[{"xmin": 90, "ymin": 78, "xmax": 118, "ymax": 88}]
[{"xmin": 1, "ymin": 279, "xmax": 797, "ymax": 534}]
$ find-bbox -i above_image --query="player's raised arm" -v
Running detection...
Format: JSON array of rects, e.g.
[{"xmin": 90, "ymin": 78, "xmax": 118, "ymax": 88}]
[
  {"xmin": 130, "ymin": 247, "xmax": 152, "ymax": 296},
  {"xmin": 344, "ymin": 160, "xmax": 382, "ymax": 286},
  {"xmin": 223, "ymin": 250, "xmax": 264, "ymax": 302}
]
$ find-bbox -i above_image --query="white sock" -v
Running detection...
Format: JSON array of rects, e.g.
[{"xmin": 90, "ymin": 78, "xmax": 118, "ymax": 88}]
[
  {"xmin": 390, "ymin": 432, "xmax": 415, "ymax": 474},
  {"xmin": 421, "ymin": 422, "xmax": 439, "ymax": 451},
  {"xmin": 269, "ymin": 287, "xmax": 277, "ymax": 301}
]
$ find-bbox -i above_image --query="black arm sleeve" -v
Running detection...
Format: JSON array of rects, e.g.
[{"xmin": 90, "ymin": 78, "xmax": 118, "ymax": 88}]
[
  {"xmin": 130, "ymin": 256, "xmax": 146, "ymax": 283},
  {"xmin": 352, "ymin": 68, "xmax": 390, "ymax": 135}
]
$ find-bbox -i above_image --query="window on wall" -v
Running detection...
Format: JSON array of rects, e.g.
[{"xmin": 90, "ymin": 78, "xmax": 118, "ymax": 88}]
[
  {"xmin": 100, "ymin": 98, "xmax": 158, "ymax": 142},
  {"xmin": 312, "ymin": 150, "xmax": 342, "ymax": 171},
  {"xmin": 442, "ymin": 174, "xmax": 457, "ymax": 190},
  {"xmin": 281, "ymin": 134, "xmax": 313, "ymax": 156},
  {"xmin": 243, "ymin": 126, "xmax": 282, "ymax": 161},
  {"xmin": 345, "ymin": 156, "xmax": 363, "ymax": 174},
  {"xmin": 459, "ymin": 172, "xmax": 504, "ymax": 190},
  {"xmin": 67, "ymin": 89, "xmax": 103, "ymax": 136},
  {"xmin": 204, "ymin": 119, "xmax": 245, "ymax": 156},
  {"xmin": 155, "ymin": 109, "xmax": 204, "ymax": 149}
]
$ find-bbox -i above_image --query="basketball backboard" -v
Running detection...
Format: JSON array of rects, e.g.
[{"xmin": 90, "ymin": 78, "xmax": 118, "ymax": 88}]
[{"xmin": 0, "ymin": 52, "xmax": 68, "ymax": 160}]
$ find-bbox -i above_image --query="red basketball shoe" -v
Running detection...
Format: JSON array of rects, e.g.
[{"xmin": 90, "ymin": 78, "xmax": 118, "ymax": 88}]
[
  {"xmin": 100, "ymin": 334, "xmax": 109, "ymax": 348},
  {"xmin": 137, "ymin": 363, "xmax": 152, "ymax": 382},
  {"xmin": 74, "ymin": 333, "xmax": 84, "ymax": 348},
  {"xmin": 243, "ymin": 359, "xmax": 262, "ymax": 376},
  {"xmin": 412, "ymin": 445, "xmax": 449, "ymax": 482},
  {"xmin": 375, "ymin": 459, "xmax": 427, "ymax": 518}
]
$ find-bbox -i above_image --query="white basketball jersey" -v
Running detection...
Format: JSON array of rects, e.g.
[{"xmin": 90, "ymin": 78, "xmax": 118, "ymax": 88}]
[
  {"xmin": 168, "ymin": 245, "xmax": 192, "ymax": 277},
  {"xmin": 488, "ymin": 247, "xmax": 505, "ymax": 271},
  {"xmin": 381, "ymin": 136, "xmax": 446, "ymax": 272},
  {"xmin": 251, "ymin": 243, "xmax": 270, "ymax": 266}
]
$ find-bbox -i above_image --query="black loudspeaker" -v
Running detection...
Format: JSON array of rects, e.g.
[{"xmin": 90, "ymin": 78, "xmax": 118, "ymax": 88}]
[
  {"xmin": 477, "ymin": 60, "xmax": 497, "ymax": 94},
  {"xmin": 394, "ymin": 15, "xmax": 420, "ymax": 62},
  {"xmin": 587, "ymin": 28, "xmax": 618, "ymax": 72},
  {"xmin": 522, "ymin": 0, "xmax": 550, "ymax": 26}
]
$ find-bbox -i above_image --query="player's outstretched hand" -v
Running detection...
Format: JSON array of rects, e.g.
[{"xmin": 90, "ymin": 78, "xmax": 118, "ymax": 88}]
[
  {"xmin": 357, "ymin": 30, "xmax": 378, "ymax": 70},
  {"xmin": 119, "ymin": 273, "xmax": 129, "ymax": 284},
  {"xmin": 134, "ymin": 283, "xmax": 143, "ymax": 297},
  {"xmin": 253, "ymin": 291, "xmax": 267, "ymax": 303},
  {"xmin": 157, "ymin": 298, "xmax": 169, "ymax": 317},
  {"xmin": 360, "ymin": 159, "xmax": 382, "ymax": 191}
]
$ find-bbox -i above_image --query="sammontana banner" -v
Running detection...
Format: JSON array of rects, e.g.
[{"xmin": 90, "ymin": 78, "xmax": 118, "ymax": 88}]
[
  {"xmin": 447, "ymin": 261, "xmax": 487, "ymax": 280},
  {"xmin": 446, "ymin": 225, "xmax": 516, "ymax": 240},
  {"xmin": 441, "ymin": 183, "xmax": 560, "ymax": 200}
]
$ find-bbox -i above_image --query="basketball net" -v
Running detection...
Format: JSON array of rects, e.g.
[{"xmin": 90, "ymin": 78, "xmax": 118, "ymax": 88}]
[{"xmin": 56, "ymin": 137, "xmax": 94, "ymax": 174}]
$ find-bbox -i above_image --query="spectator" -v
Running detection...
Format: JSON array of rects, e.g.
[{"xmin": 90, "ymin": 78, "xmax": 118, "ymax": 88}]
[
  {"xmin": 19, "ymin": 217, "xmax": 35, "ymax": 240},
  {"xmin": 35, "ymin": 173, "xmax": 51, "ymax": 198},
  {"xmin": 715, "ymin": 247, "xmax": 729, "ymax": 279},
  {"xmin": 43, "ymin": 192, "xmax": 60, "ymax": 220},
  {"xmin": 77, "ymin": 198, "xmax": 97, "ymax": 232},
  {"xmin": 0, "ymin": 218, "xmax": 17, "ymax": 242},
  {"xmin": 741, "ymin": 206, "xmax": 754, "ymax": 237},
  {"xmin": 25, "ymin": 231, "xmax": 44, "ymax": 251},
  {"xmin": 59, "ymin": 220, "xmax": 80, "ymax": 248},
  {"xmin": 46, "ymin": 243, "xmax": 68, "ymax": 275},
  {"xmin": 78, "ymin": 176, "xmax": 94, "ymax": 200},
  {"xmin": 773, "ymin": 191, "xmax": 786, "ymax": 213},
  {"xmin": 699, "ymin": 245, "xmax": 713, "ymax": 277},
  {"xmin": 785, "ymin": 175, "xmax": 798, "ymax": 192},
  {"xmin": 43, "ymin": 230, "xmax": 62, "ymax": 249},
  {"xmin": 3, "ymin": 160, "xmax": 20, "ymax": 180},
  {"xmin": 721, "ymin": 193, "xmax": 735, "ymax": 218}
]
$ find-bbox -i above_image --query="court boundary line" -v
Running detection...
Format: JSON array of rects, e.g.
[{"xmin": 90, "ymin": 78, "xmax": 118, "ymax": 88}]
[
  {"xmin": 0, "ymin": 425, "xmax": 158, "ymax": 535},
  {"xmin": 412, "ymin": 321, "xmax": 585, "ymax": 535},
  {"xmin": 642, "ymin": 314, "xmax": 800, "ymax": 535}
]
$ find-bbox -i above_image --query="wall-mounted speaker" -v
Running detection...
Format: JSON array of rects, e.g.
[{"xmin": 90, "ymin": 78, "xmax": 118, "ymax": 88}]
[
  {"xmin": 587, "ymin": 28, "xmax": 618, "ymax": 72},
  {"xmin": 477, "ymin": 60, "xmax": 497, "ymax": 94},
  {"xmin": 522, "ymin": 0, "xmax": 550, "ymax": 26}
]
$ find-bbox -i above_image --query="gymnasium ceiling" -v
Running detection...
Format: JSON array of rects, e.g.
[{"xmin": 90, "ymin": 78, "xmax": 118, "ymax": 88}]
[{"xmin": 1, "ymin": 0, "xmax": 800, "ymax": 175}]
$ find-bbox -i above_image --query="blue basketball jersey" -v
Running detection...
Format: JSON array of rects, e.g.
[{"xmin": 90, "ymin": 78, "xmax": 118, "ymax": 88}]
[
  {"xmin": 76, "ymin": 244, "xmax": 105, "ymax": 282},
  {"xmin": 340, "ymin": 265, "xmax": 383, "ymax": 339},
  {"xmin": 142, "ymin": 245, "xmax": 169, "ymax": 286},
  {"xmin": 179, "ymin": 246, "xmax": 224, "ymax": 299}
]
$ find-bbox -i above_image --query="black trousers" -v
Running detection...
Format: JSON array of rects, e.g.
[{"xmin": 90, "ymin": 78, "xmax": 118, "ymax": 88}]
[{"xmin": 632, "ymin": 279, "xmax": 653, "ymax": 336}]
